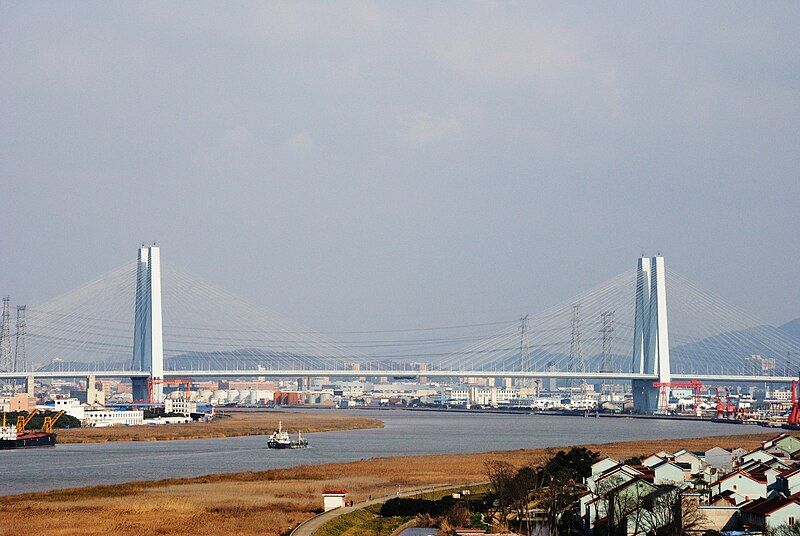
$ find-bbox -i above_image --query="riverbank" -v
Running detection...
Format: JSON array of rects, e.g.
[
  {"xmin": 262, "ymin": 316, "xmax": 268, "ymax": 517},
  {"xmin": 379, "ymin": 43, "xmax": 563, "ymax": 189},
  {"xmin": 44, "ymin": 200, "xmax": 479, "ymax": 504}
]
[
  {"xmin": 54, "ymin": 410, "xmax": 383, "ymax": 443},
  {"xmin": 0, "ymin": 431, "xmax": 781, "ymax": 536}
]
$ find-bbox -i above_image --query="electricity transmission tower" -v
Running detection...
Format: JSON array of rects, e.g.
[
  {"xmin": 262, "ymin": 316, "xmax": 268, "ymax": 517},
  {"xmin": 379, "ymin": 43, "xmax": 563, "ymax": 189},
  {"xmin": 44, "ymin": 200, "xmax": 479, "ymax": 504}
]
[
  {"xmin": 599, "ymin": 311, "xmax": 615, "ymax": 373},
  {"xmin": 14, "ymin": 305, "xmax": 27, "ymax": 372},
  {"xmin": 519, "ymin": 314, "xmax": 529, "ymax": 387},
  {"xmin": 569, "ymin": 304, "xmax": 584, "ymax": 387},
  {"xmin": 599, "ymin": 311, "xmax": 615, "ymax": 397},
  {"xmin": 0, "ymin": 297, "xmax": 12, "ymax": 372}
]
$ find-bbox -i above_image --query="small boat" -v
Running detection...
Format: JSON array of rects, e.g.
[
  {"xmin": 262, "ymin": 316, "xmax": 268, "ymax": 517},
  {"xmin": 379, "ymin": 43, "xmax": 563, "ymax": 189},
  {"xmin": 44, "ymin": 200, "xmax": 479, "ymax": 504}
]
[
  {"xmin": 266, "ymin": 421, "xmax": 309, "ymax": 449},
  {"xmin": 294, "ymin": 430, "xmax": 309, "ymax": 449}
]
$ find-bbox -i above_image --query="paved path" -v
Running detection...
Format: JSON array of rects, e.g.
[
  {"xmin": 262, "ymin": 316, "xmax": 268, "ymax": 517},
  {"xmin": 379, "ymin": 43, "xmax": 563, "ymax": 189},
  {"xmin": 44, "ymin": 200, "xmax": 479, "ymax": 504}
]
[{"xmin": 290, "ymin": 482, "xmax": 485, "ymax": 536}]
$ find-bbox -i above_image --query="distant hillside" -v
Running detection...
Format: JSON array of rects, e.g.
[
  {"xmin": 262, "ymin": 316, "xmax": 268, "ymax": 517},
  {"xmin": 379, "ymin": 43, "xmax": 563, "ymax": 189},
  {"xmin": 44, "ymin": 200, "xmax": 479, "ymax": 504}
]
[{"xmin": 779, "ymin": 317, "xmax": 800, "ymax": 340}]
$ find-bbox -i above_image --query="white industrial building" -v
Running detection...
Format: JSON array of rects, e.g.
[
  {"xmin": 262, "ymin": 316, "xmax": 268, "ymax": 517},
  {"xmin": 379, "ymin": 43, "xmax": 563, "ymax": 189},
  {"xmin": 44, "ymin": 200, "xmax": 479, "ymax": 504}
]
[
  {"xmin": 164, "ymin": 398, "xmax": 197, "ymax": 416},
  {"xmin": 439, "ymin": 386, "xmax": 520, "ymax": 407},
  {"xmin": 84, "ymin": 409, "xmax": 144, "ymax": 427},
  {"xmin": 51, "ymin": 398, "xmax": 85, "ymax": 420}
]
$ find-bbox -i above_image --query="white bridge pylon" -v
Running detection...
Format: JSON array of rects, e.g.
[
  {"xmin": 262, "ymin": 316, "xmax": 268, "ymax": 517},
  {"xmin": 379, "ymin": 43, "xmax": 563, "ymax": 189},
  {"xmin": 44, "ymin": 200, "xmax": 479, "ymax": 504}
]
[
  {"xmin": 631, "ymin": 256, "xmax": 671, "ymax": 413},
  {"xmin": 131, "ymin": 245, "xmax": 164, "ymax": 402}
]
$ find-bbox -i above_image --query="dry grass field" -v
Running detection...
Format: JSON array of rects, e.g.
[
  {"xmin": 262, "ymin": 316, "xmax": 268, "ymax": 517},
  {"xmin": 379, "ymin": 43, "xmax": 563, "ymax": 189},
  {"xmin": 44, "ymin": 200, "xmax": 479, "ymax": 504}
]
[
  {"xmin": 0, "ymin": 430, "xmax": 780, "ymax": 536},
  {"xmin": 55, "ymin": 410, "xmax": 382, "ymax": 443}
]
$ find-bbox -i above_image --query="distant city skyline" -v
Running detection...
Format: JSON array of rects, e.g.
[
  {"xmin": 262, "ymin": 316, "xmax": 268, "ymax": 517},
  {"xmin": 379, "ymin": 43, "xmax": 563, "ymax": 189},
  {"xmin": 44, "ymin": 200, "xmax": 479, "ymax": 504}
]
[{"xmin": 2, "ymin": 2, "xmax": 799, "ymax": 330}]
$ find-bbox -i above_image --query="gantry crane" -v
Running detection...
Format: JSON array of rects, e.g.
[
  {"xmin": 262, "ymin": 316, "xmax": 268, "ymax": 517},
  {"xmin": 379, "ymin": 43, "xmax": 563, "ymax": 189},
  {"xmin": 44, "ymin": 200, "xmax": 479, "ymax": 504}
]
[
  {"xmin": 146, "ymin": 377, "xmax": 191, "ymax": 403},
  {"xmin": 651, "ymin": 380, "xmax": 704, "ymax": 414}
]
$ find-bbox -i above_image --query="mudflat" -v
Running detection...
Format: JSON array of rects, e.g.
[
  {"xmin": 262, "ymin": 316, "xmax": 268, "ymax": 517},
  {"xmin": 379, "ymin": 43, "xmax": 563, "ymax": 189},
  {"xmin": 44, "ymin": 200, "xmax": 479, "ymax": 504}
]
[{"xmin": 54, "ymin": 410, "xmax": 383, "ymax": 443}]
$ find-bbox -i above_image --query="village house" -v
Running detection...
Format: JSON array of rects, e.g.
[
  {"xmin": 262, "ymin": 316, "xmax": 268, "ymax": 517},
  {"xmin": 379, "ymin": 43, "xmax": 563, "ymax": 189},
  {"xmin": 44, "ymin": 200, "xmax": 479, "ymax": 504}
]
[
  {"xmin": 741, "ymin": 496, "xmax": 800, "ymax": 530},
  {"xmin": 711, "ymin": 469, "xmax": 768, "ymax": 501},
  {"xmin": 589, "ymin": 464, "xmax": 643, "ymax": 495},
  {"xmin": 575, "ymin": 438, "xmax": 800, "ymax": 536},
  {"xmin": 705, "ymin": 447, "xmax": 734, "ymax": 471}
]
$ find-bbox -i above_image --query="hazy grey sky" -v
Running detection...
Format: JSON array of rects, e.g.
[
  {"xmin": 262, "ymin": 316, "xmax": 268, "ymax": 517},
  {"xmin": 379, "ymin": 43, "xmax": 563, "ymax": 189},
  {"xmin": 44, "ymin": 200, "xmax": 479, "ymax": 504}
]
[{"xmin": 2, "ymin": 2, "xmax": 799, "ymax": 330}]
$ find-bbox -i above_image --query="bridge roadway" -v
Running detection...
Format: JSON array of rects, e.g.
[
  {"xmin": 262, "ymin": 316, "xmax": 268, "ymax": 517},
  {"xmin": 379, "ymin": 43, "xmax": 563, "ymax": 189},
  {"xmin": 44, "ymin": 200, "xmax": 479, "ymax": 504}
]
[{"xmin": 0, "ymin": 370, "xmax": 796, "ymax": 384}]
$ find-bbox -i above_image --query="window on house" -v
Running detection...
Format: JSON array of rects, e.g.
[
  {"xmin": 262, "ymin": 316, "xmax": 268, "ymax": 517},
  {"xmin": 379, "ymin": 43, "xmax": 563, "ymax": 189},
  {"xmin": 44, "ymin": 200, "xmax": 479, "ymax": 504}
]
[{"xmin": 789, "ymin": 517, "xmax": 795, "ymax": 526}]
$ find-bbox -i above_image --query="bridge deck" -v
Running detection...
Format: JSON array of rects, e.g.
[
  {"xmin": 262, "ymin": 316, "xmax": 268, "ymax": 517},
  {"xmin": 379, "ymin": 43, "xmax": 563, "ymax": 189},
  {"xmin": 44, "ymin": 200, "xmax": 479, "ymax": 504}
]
[{"xmin": 0, "ymin": 370, "xmax": 794, "ymax": 384}]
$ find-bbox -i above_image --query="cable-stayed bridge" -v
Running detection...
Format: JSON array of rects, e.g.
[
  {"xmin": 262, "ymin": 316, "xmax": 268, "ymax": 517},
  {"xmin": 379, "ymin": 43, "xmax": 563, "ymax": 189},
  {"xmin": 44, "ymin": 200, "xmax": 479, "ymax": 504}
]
[{"xmin": 2, "ymin": 245, "xmax": 800, "ymax": 412}]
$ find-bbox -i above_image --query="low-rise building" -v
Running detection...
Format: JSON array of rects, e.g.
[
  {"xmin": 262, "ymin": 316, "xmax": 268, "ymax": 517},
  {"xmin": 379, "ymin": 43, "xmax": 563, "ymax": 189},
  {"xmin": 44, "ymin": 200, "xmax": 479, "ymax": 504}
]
[
  {"xmin": 164, "ymin": 398, "xmax": 197, "ymax": 416},
  {"xmin": 592, "ymin": 457, "xmax": 621, "ymax": 477},
  {"xmin": 322, "ymin": 488, "xmax": 347, "ymax": 512},
  {"xmin": 741, "ymin": 496, "xmax": 800, "ymax": 530},
  {"xmin": 8, "ymin": 394, "xmax": 36, "ymax": 412},
  {"xmin": 711, "ymin": 469, "xmax": 768, "ymax": 501},
  {"xmin": 705, "ymin": 447, "xmax": 734, "ymax": 471},
  {"xmin": 84, "ymin": 409, "xmax": 144, "ymax": 427},
  {"xmin": 652, "ymin": 460, "xmax": 685, "ymax": 485},
  {"xmin": 52, "ymin": 398, "xmax": 85, "ymax": 420}
]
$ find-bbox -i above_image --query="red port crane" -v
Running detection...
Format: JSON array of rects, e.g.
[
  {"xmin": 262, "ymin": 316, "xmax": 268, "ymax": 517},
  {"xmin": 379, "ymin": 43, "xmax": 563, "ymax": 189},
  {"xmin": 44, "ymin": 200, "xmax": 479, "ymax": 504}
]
[
  {"xmin": 789, "ymin": 378, "xmax": 800, "ymax": 426},
  {"xmin": 146, "ymin": 377, "xmax": 191, "ymax": 403},
  {"xmin": 714, "ymin": 387, "xmax": 739, "ymax": 419},
  {"xmin": 651, "ymin": 380, "xmax": 704, "ymax": 414},
  {"xmin": 715, "ymin": 387, "xmax": 726, "ymax": 418}
]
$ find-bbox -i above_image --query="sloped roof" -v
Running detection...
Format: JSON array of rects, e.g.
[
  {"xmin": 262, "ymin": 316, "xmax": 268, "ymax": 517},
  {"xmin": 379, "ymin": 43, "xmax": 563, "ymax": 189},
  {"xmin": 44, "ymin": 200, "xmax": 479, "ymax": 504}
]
[
  {"xmin": 604, "ymin": 477, "xmax": 658, "ymax": 498},
  {"xmin": 709, "ymin": 490, "xmax": 738, "ymax": 506},
  {"xmin": 706, "ymin": 446, "xmax": 732, "ymax": 455},
  {"xmin": 716, "ymin": 468, "xmax": 768, "ymax": 485},
  {"xmin": 597, "ymin": 464, "xmax": 642, "ymax": 480},
  {"xmin": 763, "ymin": 433, "xmax": 790, "ymax": 446},
  {"xmin": 741, "ymin": 496, "xmax": 800, "ymax": 516}
]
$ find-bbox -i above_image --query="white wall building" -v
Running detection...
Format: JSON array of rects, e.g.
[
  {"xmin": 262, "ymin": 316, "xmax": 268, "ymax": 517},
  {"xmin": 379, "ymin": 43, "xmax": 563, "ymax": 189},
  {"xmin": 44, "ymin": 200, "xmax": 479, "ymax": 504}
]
[
  {"xmin": 164, "ymin": 398, "xmax": 197, "ymax": 416},
  {"xmin": 711, "ymin": 470, "xmax": 768, "ymax": 501},
  {"xmin": 52, "ymin": 398, "xmax": 85, "ymax": 420},
  {"xmin": 322, "ymin": 489, "xmax": 347, "ymax": 512},
  {"xmin": 84, "ymin": 409, "xmax": 144, "ymax": 427}
]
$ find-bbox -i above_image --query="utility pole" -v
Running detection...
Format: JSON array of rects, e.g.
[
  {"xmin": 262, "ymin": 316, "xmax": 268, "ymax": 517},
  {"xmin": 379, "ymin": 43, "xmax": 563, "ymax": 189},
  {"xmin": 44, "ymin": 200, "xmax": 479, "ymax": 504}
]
[
  {"xmin": 14, "ymin": 305, "xmax": 27, "ymax": 372},
  {"xmin": 0, "ymin": 297, "xmax": 12, "ymax": 372},
  {"xmin": 519, "ymin": 314, "xmax": 529, "ymax": 387},
  {"xmin": 569, "ymin": 304, "xmax": 583, "ymax": 387}
]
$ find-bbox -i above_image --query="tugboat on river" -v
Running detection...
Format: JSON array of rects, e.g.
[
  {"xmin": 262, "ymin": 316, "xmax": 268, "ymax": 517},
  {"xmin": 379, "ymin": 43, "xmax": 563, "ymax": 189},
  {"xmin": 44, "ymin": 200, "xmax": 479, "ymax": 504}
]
[{"xmin": 266, "ymin": 421, "xmax": 309, "ymax": 449}]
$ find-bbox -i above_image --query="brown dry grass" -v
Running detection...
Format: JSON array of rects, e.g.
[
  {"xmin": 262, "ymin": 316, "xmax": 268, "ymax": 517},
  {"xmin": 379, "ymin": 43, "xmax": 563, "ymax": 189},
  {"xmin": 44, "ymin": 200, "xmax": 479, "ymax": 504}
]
[
  {"xmin": 56, "ymin": 410, "xmax": 382, "ymax": 443},
  {"xmin": 0, "ymin": 431, "xmax": 780, "ymax": 536}
]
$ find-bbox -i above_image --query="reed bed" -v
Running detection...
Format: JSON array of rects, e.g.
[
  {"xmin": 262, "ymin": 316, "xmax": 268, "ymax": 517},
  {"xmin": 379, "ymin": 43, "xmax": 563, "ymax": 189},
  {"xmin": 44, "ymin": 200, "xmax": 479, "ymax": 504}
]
[{"xmin": 55, "ymin": 410, "xmax": 382, "ymax": 444}]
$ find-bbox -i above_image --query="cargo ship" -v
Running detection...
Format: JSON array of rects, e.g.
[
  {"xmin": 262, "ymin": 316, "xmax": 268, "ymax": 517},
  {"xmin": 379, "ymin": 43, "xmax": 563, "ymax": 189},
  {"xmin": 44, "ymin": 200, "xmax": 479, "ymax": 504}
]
[
  {"xmin": 0, "ymin": 427, "xmax": 57, "ymax": 449},
  {"xmin": 266, "ymin": 421, "xmax": 309, "ymax": 449},
  {"xmin": 0, "ymin": 410, "xmax": 64, "ymax": 450}
]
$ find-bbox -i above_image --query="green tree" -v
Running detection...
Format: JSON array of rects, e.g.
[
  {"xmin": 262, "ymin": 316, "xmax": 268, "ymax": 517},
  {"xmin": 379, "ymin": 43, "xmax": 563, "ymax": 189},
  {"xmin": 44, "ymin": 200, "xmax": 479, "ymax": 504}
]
[{"xmin": 542, "ymin": 447, "xmax": 601, "ymax": 482}]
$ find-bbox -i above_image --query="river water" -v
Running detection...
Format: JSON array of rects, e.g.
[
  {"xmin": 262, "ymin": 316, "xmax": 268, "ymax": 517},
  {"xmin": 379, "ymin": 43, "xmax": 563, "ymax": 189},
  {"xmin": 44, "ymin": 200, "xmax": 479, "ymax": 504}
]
[{"xmin": 0, "ymin": 409, "xmax": 760, "ymax": 495}]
